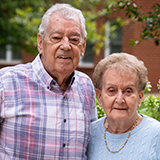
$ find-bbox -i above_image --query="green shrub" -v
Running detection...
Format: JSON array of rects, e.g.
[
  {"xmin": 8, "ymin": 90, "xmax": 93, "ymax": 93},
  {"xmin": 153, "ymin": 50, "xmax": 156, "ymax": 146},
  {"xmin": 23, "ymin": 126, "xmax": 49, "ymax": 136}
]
[
  {"xmin": 138, "ymin": 81, "xmax": 160, "ymax": 121},
  {"xmin": 138, "ymin": 94, "xmax": 160, "ymax": 121},
  {"xmin": 96, "ymin": 98, "xmax": 105, "ymax": 119}
]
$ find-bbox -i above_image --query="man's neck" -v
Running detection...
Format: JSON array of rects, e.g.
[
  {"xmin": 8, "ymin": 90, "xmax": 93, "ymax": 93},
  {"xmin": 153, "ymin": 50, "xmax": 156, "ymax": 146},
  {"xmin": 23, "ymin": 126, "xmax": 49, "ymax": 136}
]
[{"xmin": 53, "ymin": 72, "xmax": 74, "ymax": 92}]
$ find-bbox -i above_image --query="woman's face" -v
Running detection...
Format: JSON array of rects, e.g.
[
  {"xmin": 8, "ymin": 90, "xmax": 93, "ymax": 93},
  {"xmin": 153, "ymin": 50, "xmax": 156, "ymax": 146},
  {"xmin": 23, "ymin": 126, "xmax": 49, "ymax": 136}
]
[{"xmin": 96, "ymin": 68, "xmax": 144, "ymax": 121}]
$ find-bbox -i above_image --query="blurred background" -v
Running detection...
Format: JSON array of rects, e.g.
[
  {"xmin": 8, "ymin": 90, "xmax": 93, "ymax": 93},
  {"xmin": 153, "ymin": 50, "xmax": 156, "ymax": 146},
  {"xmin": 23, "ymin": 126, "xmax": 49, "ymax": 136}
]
[{"xmin": 0, "ymin": 0, "xmax": 160, "ymax": 93}]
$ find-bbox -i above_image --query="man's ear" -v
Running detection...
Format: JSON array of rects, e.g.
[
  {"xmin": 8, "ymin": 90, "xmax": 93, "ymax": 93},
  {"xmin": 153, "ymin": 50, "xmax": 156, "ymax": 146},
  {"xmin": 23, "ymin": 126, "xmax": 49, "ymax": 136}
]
[
  {"xmin": 80, "ymin": 37, "xmax": 86, "ymax": 57},
  {"xmin": 37, "ymin": 33, "xmax": 43, "ymax": 54},
  {"xmin": 96, "ymin": 88, "xmax": 102, "ymax": 107}
]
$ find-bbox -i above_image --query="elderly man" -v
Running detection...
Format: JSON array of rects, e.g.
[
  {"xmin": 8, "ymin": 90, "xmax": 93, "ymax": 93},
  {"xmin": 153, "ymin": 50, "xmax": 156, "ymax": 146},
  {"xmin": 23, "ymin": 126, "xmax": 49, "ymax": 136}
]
[{"xmin": 0, "ymin": 3, "xmax": 97, "ymax": 160}]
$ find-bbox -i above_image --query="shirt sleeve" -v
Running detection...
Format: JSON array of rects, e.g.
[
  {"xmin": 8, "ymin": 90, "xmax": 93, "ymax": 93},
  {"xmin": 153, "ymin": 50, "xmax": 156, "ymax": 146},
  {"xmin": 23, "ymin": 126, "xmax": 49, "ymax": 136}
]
[
  {"xmin": 0, "ymin": 81, "xmax": 4, "ymax": 124},
  {"xmin": 90, "ymin": 82, "xmax": 98, "ymax": 122},
  {"xmin": 156, "ymin": 126, "xmax": 160, "ymax": 160}
]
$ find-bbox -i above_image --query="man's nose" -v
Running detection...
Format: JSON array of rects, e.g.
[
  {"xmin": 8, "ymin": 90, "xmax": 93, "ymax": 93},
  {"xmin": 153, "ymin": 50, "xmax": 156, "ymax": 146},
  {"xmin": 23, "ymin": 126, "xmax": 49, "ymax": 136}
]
[{"xmin": 60, "ymin": 37, "xmax": 71, "ymax": 51}]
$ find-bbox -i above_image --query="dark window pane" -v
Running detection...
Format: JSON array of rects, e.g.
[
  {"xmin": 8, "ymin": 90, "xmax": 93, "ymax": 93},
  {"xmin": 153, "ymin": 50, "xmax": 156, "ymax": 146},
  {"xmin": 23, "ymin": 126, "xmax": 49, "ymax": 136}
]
[
  {"xmin": 82, "ymin": 43, "xmax": 94, "ymax": 63},
  {"xmin": 12, "ymin": 52, "xmax": 21, "ymax": 60},
  {"xmin": 0, "ymin": 45, "xmax": 21, "ymax": 60},
  {"xmin": 0, "ymin": 45, "xmax": 6, "ymax": 59},
  {"xmin": 110, "ymin": 28, "xmax": 122, "ymax": 54}
]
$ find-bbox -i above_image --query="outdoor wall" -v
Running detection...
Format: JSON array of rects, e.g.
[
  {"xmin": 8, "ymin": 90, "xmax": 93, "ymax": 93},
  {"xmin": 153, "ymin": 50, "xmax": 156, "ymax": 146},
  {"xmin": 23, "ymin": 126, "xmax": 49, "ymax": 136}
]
[{"xmin": 21, "ymin": 50, "xmax": 36, "ymax": 64}]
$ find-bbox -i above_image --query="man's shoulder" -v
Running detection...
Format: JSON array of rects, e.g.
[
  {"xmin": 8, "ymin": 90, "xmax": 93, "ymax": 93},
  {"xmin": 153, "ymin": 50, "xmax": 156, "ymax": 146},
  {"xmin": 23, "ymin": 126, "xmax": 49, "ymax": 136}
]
[
  {"xmin": 75, "ymin": 70, "xmax": 92, "ymax": 80},
  {"xmin": 74, "ymin": 70, "xmax": 94, "ymax": 89},
  {"xmin": 90, "ymin": 117, "xmax": 105, "ymax": 135},
  {"xmin": 0, "ymin": 63, "xmax": 32, "ymax": 80}
]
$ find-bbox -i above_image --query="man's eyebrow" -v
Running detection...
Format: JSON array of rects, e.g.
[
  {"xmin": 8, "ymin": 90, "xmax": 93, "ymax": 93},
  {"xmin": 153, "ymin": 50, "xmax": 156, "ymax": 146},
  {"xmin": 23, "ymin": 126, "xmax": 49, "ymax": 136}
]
[
  {"xmin": 49, "ymin": 30, "xmax": 62, "ymax": 36},
  {"xmin": 70, "ymin": 32, "xmax": 81, "ymax": 37},
  {"xmin": 49, "ymin": 30, "xmax": 81, "ymax": 37}
]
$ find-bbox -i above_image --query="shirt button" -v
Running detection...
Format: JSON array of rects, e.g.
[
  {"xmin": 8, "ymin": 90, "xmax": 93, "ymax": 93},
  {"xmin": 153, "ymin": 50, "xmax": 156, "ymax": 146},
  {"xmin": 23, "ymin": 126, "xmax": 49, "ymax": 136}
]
[
  {"xmin": 63, "ymin": 143, "xmax": 66, "ymax": 147},
  {"xmin": 64, "ymin": 119, "xmax": 66, "ymax": 123},
  {"xmin": 52, "ymin": 81, "xmax": 56, "ymax": 85}
]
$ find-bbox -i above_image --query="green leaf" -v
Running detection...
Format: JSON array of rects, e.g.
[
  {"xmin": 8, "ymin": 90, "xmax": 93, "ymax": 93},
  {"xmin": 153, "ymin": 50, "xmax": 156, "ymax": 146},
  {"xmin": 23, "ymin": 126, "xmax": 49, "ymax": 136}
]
[{"xmin": 129, "ymin": 39, "xmax": 135, "ymax": 45}]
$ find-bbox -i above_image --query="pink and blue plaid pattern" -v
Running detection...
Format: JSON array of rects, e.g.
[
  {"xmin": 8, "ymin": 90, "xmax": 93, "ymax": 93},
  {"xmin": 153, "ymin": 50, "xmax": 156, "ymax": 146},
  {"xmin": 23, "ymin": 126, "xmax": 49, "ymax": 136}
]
[{"xmin": 0, "ymin": 54, "xmax": 97, "ymax": 160}]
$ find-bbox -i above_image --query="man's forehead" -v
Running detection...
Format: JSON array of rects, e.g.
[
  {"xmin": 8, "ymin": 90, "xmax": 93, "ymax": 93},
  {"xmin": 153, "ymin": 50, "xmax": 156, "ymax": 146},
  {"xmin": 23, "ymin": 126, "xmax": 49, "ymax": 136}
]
[
  {"xmin": 50, "ymin": 13, "xmax": 80, "ymax": 24},
  {"xmin": 47, "ymin": 14, "xmax": 82, "ymax": 37}
]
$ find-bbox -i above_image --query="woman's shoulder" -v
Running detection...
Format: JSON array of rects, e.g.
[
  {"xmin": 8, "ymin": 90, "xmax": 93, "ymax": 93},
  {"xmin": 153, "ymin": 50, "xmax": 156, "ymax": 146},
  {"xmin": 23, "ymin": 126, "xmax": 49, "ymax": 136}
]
[
  {"xmin": 142, "ymin": 114, "xmax": 160, "ymax": 132},
  {"xmin": 143, "ymin": 114, "xmax": 160, "ymax": 125},
  {"xmin": 91, "ymin": 116, "xmax": 106, "ymax": 126},
  {"xmin": 90, "ymin": 116, "xmax": 106, "ymax": 133}
]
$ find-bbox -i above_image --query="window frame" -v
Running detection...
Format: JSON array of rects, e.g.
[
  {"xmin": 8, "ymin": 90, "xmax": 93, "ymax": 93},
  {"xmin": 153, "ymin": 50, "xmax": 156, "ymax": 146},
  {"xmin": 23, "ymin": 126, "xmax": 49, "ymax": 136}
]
[
  {"xmin": 105, "ymin": 21, "xmax": 122, "ymax": 57},
  {"xmin": 0, "ymin": 44, "xmax": 21, "ymax": 65},
  {"xmin": 78, "ymin": 42, "xmax": 94, "ymax": 68}
]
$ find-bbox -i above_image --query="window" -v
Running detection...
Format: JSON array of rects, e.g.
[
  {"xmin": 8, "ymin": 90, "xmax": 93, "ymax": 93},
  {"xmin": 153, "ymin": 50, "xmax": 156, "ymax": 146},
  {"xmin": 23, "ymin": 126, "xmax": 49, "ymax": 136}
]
[
  {"xmin": 79, "ymin": 20, "xmax": 122, "ymax": 67},
  {"xmin": 78, "ymin": 41, "xmax": 94, "ymax": 68},
  {"xmin": 105, "ymin": 21, "xmax": 122, "ymax": 57},
  {"xmin": 0, "ymin": 45, "xmax": 21, "ymax": 64}
]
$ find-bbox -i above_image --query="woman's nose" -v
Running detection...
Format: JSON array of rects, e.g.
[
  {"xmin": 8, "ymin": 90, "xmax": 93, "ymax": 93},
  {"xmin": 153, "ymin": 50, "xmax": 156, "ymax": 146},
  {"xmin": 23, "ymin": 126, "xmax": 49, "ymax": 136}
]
[{"xmin": 115, "ymin": 91, "xmax": 125, "ymax": 104}]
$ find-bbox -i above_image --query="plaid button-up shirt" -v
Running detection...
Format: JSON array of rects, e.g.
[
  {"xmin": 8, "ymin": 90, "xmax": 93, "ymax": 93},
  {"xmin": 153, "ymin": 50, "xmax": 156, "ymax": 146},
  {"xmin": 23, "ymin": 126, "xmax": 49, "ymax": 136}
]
[{"xmin": 0, "ymin": 54, "xmax": 97, "ymax": 160}]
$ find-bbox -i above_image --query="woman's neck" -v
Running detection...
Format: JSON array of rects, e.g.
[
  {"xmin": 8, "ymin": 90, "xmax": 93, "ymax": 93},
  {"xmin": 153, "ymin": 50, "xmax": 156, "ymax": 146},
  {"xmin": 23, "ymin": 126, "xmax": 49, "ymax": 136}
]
[{"xmin": 104, "ymin": 114, "xmax": 143, "ymax": 134}]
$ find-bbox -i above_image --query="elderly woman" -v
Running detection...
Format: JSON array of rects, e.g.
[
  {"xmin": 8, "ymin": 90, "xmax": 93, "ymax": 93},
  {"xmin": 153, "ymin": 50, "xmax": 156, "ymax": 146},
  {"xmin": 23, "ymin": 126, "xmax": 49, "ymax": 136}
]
[{"xmin": 87, "ymin": 53, "xmax": 160, "ymax": 160}]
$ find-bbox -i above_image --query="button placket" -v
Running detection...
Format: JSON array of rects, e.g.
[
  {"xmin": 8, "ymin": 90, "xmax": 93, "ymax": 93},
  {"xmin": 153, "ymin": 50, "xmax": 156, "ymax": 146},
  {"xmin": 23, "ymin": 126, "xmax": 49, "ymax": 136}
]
[
  {"xmin": 62, "ymin": 94, "xmax": 68, "ymax": 149},
  {"xmin": 63, "ymin": 95, "xmax": 67, "ymax": 124},
  {"xmin": 63, "ymin": 143, "xmax": 66, "ymax": 148}
]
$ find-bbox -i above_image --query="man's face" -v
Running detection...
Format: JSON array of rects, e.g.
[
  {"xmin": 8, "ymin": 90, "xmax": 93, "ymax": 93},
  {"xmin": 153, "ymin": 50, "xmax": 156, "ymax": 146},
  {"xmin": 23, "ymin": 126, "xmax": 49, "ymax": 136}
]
[{"xmin": 37, "ymin": 14, "xmax": 86, "ymax": 78}]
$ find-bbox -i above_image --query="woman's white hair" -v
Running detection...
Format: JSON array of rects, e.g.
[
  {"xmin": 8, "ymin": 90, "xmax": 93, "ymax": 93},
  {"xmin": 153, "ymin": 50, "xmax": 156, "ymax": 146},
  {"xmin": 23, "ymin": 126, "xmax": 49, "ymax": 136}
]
[{"xmin": 38, "ymin": 3, "xmax": 87, "ymax": 40}]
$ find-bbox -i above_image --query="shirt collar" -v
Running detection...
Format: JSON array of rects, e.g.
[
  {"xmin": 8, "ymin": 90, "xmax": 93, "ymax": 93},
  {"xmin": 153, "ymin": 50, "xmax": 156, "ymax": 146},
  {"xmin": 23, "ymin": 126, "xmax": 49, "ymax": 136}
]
[{"xmin": 32, "ymin": 54, "xmax": 53, "ymax": 87}]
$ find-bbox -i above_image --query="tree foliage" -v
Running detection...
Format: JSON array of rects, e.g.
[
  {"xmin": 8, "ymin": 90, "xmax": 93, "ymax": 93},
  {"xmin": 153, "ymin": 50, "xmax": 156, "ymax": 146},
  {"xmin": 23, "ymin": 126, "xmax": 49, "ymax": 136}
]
[
  {"xmin": 0, "ymin": 0, "xmax": 49, "ymax": 54},
  {"xmin": 105, "ymin": 0, "xmax": 160, "ymax": 46}
]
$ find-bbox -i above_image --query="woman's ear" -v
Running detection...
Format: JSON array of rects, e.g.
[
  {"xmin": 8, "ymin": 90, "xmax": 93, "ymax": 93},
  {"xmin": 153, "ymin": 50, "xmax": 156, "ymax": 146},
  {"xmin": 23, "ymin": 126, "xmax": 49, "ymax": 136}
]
[
  {"xmin": 96, "ymin": 88, "xmax": 102, "ymax": 107},
  {"xmin": 138, "ymin": 90, "xmax": 144, "ymax": 107}
]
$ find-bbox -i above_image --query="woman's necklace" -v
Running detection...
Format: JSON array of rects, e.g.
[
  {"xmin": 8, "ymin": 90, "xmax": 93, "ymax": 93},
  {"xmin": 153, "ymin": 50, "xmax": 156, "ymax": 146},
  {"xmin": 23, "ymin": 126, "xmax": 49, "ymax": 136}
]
[{"xmin": 104, "ymin": 116, "xmax": 138, "ymax": 153}]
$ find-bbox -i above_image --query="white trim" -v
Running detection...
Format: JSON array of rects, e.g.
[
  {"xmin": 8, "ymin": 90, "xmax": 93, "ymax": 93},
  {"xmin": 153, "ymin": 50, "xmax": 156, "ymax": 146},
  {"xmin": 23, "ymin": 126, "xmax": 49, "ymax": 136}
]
[
  {"xmin": 105, "ymin": 21, "xmax": 111, "ymax": 58},
  {"xmin": 0, "ymin": 44, "xmax": 21, "ymax": 65},
  {"xmin": 78, "ymin": 61, "xmax": 94, "ymax": 68},
  {"xmin": 0, "ymin": 60, "xmax": 22, "ymax": 65},
  {"xmin": 104, "ymin": 21, "xmax": 122, "ymax": 57},
  {"xmin": 78, "ymin": 52, "xmax": 94, "ymax": 68},
  {"xmin": 6, "ymin": 45, "xmax": 12, "ymax": 63}
]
